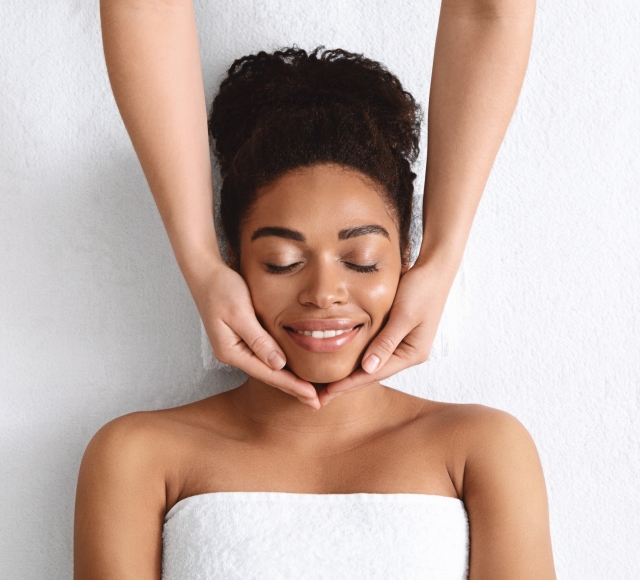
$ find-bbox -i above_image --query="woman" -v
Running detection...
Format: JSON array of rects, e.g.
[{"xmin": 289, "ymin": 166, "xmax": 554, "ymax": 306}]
[
  {"xmin": 74, "ymin": 48, "xmax": 555, "ymax": 579},
  {"xmin": 99, "ymin": 0, "xmax": 537, "ymax": 409}
]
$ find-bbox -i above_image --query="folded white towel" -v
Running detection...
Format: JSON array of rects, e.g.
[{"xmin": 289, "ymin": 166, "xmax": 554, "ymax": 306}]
[{"xmin": 162, "ymin": 492, "xmax": 468, "ymax": 580}]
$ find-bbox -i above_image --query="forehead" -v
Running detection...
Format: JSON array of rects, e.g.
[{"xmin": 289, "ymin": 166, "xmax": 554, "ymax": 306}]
[{"xmin": 242, "ymin": 164, "xmax": 399, "ymax": 238}]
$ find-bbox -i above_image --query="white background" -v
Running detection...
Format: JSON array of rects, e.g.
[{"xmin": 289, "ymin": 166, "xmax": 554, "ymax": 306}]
[{"xmin": 1, "ymin": 0, "xmax": 639, "ymax": 577}]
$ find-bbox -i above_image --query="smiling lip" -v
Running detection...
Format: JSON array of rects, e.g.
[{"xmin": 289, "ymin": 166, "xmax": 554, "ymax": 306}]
[{"xmin": 283, "ymin": 319, "xmax": 363, "ymax": 353}]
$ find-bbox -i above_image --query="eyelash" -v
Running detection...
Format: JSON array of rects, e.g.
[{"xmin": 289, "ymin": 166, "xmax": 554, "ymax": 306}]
[
  {"xmin": 265, "ymin": 263, "xmax": 301, "ymax": 274},
  {"xmin": 264, "ymin": 262, "xmax": 379, "ymax": 274},
  {"xmin": 346, "ymin": 263, "xmax": 379, "ymax": 274}
]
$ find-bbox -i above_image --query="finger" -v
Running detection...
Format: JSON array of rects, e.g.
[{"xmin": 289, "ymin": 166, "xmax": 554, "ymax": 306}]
[
  {"xmin": 325, "ymin": 367, "xmax": 384, "ymax": 396},
  {"xmin": 318, "ymin": 381, "xmax": 370, "ymax": 406},
  {"xmin": 236, "ymin": 351, "xmax": 319, "ymax": 403},
  {"xmin": 228, "ymin": 309, "xmax": 287, "ymax": 371},
  {"xmin": 207, "ymin": 317, "xmax": 316, "ymax": 401},
  {"xmin": 222, "ymin": 338, "xmax": 320, "ymax": 408},
  {"xmin": 318, "ymin": 391, "xmax": 341, "ymax": 406},
  {"xmin": 326, "ymin": 340, "xmax": 421, "ymax": 396},
  {"xmin": 320, "ymin": 330, "xmax": 428, "ymax": 406},
  {"xmin": 359, "ymin": 306, "xmax": 416, "ymax": 374},
  {"xmin": 315, "ymin": 385, "xmax": 334, "ymax": 406}
]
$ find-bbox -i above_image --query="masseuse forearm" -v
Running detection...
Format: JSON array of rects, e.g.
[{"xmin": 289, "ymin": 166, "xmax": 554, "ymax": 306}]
[
  {"xmin": 419, "ymin": 0, "xmax": 535, "ymax": 270},
  {"xmin": 100, "ymin": 0, "xmax": 221, "ymax": 278}
]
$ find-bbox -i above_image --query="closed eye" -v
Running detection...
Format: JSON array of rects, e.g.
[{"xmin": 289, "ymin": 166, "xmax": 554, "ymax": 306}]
[
  {"xmin": 264, "ymin": 262, "xmax": 379, "ymax": 274},
  {"xmin": 264, "ymin": 262, "xmax": 303, "ymax": 274},
  {"xmin": 344, "ymin": 262, "xmax": 379, "ymax": 273}
]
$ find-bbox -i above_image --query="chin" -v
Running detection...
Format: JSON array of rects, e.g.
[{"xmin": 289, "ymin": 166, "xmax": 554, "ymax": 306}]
[{"xmin": 287, "ymin": 357, "xmax": 358, "ymax": 384}]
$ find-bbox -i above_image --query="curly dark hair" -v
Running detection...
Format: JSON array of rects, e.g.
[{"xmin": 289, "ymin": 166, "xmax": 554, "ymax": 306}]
[{"xmin": 208, "ymin": 46, "xmax": 422, "ymax": 265}]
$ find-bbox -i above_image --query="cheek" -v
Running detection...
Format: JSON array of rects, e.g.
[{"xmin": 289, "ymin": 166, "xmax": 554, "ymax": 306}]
[
  {"xmin": 243, "ymin": 268, "xmax": 293, "ymax": 328},
  {"xmin": 351, "ymin": 271, "xmax": 400, "ymax": 324}
]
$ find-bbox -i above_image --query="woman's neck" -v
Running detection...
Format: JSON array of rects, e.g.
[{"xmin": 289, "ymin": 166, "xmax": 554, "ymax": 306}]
[{"xmin": 225, "ymin": 376, "xmax": 399, "ymax": 455}]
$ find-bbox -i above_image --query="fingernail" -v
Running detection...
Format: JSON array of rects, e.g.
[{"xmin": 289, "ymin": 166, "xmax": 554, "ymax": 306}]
[
  {"xmin": 362, "ymin": 354, "xmax": 380, "ymax": 374},
  {"xmin": 306, "ymin": 398, "xmax": 321, "ymax": 411},
  {"xmin": 267, "ymin": 351, "xmax": 285, "ymax": 370}
]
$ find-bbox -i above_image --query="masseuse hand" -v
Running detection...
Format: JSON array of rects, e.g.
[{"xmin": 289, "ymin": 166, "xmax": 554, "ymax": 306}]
[
  {"xmin": 319, "ymin": 258, "xmax": 456, "ymax": 405},
  {"xmin": 102, "ymin": 0, "xmax": 533, "ymax": 411},
  {"xmin": 190, "ymin": 259, "xmax": 321, "ymax": 410}
]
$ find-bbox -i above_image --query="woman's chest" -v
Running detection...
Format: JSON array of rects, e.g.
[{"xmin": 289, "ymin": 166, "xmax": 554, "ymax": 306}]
[{"xmin": 171, "ymin": 419, "xmax": 459, "ymax": 503}]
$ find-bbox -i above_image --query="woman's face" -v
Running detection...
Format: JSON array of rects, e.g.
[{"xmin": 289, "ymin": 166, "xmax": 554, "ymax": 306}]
[{"xmin": 238, "ymin": 163, "xmax": 404, "ymax": 385}]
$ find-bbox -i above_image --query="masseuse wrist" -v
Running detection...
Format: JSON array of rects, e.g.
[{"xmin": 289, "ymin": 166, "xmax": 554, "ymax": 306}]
[
  {"xmin": 412, "ymin": 240, "xmax": 462, "ymax": 283},
  {"xmin": 174, "ymin": 236, "xmax": 225, "ymax": 289}
]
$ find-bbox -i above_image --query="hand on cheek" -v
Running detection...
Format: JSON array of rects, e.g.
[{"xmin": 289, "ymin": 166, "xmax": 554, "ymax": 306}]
[
  {"xmin": 321, "ymin": 262, "xmax": 452, "ymax": 404},
  {"xmin": 239, "ymin": 164, "xmax": 404, "ymax": 403}
]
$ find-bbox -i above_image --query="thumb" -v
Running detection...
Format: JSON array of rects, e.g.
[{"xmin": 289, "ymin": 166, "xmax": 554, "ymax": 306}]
[
  {"xmin": 229, "ymin": 312, "xmax": 287, "ymax": 371},
  {"xmin": 360, "ymin": 309, "xmax": 414, "ymax": 374}
]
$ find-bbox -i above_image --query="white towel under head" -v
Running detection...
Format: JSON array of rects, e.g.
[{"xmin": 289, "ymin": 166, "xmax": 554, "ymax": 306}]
[{"xmin": 162, "ymin": 492, "xmax": 469, "ymax": 580}]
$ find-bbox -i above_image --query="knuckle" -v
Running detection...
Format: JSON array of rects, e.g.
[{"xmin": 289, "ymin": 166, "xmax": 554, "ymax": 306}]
[
  {"xmin": 212, "ymin": 337, "xmax": 244, "ymax": 366},
  {"xmin": 249, "ymin": 334, "xmax": 270, "ymax": 353},
  {"xmin": 377, "ymin": 335, "xmax": 397, "ymax": 354},
  {"xmin": 212, "ymin": 348, "xmax": 231, "ymax": 365}
]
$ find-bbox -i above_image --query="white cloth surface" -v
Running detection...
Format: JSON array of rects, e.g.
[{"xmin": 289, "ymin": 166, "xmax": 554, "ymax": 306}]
[{"xmin": 162, "ymin": 492, "xmax": 469, "ymax": 580}]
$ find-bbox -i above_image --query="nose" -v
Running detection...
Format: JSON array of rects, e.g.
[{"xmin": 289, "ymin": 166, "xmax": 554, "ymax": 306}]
[{"xmin": 298, "ymin": 256, "xmax": 348, "ymax": 309}]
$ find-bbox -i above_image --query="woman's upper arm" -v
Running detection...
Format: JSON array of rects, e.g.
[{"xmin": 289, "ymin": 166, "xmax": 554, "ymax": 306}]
[
  {"xmin": 74, "ymin": 414, "xmax": 168, "ymax": 580},
  {"xmin": 462, "ymin": 408, "xmax": 556, "ymax": 579}
]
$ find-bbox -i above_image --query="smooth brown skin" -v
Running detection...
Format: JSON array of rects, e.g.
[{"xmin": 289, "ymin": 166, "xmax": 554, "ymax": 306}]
[
  {"xmin": 75, "ymin": 165, "xmax": 556, "ymax": 579},
  {"xmin": 240, "ymin": 166, "xmax": 404, "ymax": 385}
]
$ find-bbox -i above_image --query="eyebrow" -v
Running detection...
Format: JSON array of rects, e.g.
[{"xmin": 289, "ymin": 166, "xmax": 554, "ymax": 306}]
[
  {"xmin": 251, "ymin": 224, "xmax": 390, "ymax": 242},
  {"xmin": 251, "ymin": 227, "xmax": 305, "ymax": 242},
  {"xmin": 338, "ymin": 224, "xmax": 390, "ymax": 240}
]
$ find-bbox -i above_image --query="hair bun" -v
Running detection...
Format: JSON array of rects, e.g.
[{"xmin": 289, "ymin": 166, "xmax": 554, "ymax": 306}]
[
  {"xmin": 210, "ymin": 47, "xmax": 421, "ymax": 177},
  {"xmin": 209, "ymin": 46, "xmax": 422, "ymax": 266}
]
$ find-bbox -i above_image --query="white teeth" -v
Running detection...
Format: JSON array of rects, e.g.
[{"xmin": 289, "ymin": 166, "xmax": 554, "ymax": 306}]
[{"xmin": 294, "ymin": 327, "xmax": 355, "ymax": 338}]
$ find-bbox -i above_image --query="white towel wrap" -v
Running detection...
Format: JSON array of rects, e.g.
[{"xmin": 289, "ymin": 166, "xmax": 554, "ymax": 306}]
[{"xmin": 162, "ymin": 492, "xmax": 469, "ymax": 579}]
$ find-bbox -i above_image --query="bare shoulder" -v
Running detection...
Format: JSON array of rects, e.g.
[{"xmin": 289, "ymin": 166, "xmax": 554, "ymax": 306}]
[
  {"xmin": 442, "ymin": 402, "xmax": 536, "ymax": 454},
  {"xmin": 84, "ymin": 400, "xmax": 191, "ymax": 453},
  {"xmin": 81, "ymin": 394, "xmax": 231, "ymax": 477},
  {"xmin": 410, "ymin": 399, "xmax": 537, "ymax": 460},
  {"xmin": 440, "ymin": 403, "xmax": 542, "ymax": 489},
  {"xmin": 82, "ymin": 409, "xmax": 174, "ymax": 471},
  {"xmin": 413, "ymin": 398, "xmax": 525, "ymax": 428},
  {"xmin": 417, "ymin": 402, "xmax": 556, "ymax": 578},
  {"xmin": 77, "ymin": 409, "xmax": 181, "ymax": 518},
  {"xmin": 75, "ymin": 408, "xmax": 198, "ymax": 579},
  {"xmin": 75, "ymin": 396, "xmax": 237, "ymax": 577},
  {"xmin": 87, "ymin": 408, "xmax": 170, "ymax": 448}
]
